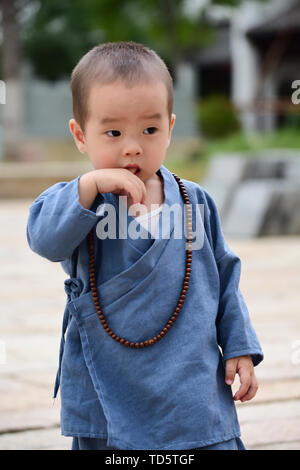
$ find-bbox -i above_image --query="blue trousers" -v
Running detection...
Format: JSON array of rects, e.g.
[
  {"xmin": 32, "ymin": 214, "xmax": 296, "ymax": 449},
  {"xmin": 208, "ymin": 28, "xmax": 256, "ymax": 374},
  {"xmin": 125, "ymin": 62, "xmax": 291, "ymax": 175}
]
[{"xmin": 71, "ymin": 436, "xmax": 246, "ymax": 450}]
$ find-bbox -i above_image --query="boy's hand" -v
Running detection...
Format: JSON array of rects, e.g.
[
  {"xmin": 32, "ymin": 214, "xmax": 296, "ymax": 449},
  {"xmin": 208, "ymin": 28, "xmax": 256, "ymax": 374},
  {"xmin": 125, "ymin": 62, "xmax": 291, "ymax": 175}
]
[
  {"xmin": 225, "ymin": 355, "xmax": 258, "ymax": 402},
  {"xmin": 94, "ymin": 168, "xmax": 147, "ymax": 205},
  {"xmin": 78, "ymin": 168, "xmax": 147, "ymax": 210}
]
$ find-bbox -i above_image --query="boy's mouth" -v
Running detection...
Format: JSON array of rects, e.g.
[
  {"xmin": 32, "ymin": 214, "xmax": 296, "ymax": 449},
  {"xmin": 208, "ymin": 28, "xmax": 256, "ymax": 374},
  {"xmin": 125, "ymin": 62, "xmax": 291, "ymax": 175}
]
[{"xmin": 124, "ymin": 165, "xmax": 141, "ymax": 175}]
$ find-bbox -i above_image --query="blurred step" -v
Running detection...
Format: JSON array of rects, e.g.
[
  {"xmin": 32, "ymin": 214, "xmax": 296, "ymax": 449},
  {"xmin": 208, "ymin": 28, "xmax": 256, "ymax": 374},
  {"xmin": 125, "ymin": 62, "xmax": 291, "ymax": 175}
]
[{"xmin": 0, "ymin": 162, "xmax": 92, "ymax": 199}]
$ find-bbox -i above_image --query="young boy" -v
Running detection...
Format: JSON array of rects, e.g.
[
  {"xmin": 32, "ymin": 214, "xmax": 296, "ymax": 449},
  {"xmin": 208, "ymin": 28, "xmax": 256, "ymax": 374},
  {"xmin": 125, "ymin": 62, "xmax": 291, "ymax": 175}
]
[{"xmin": 26, "ymin": 41, "xmax": 263, "ymax": 450}]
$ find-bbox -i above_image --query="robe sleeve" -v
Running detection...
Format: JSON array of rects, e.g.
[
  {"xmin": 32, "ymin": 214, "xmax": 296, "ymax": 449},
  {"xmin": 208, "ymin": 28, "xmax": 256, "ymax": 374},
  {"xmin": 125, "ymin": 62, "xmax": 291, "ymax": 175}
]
[
  {"xmin": 26, "ymin": 175, "xmax": 102, "ymax": 262},
  {"xmin": 203, "ymin": 189, "xmax": 264, "ymax": 367}
]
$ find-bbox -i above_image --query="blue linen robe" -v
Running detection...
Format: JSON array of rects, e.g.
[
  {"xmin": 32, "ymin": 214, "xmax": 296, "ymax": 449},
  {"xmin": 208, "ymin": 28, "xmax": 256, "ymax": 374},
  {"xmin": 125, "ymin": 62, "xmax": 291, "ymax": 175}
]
[{"xmin": 26, "ymin": 164, "xmax": 263, "ymax": 450}]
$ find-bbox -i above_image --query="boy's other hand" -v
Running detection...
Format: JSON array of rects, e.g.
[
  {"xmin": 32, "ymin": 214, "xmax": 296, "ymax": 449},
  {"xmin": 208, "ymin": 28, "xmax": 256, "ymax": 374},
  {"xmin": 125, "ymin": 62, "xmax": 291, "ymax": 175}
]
[{"xmin": 224, "ymin": 355, "xmax": 258, "ymax": 403}]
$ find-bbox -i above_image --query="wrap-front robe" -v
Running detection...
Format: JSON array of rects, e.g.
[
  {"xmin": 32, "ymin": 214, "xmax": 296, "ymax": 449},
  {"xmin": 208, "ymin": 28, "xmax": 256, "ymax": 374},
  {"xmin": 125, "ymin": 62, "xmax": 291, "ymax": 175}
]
[{"xmin": 26, "ymin": 164, "xmax": 263, "ymax": 450}]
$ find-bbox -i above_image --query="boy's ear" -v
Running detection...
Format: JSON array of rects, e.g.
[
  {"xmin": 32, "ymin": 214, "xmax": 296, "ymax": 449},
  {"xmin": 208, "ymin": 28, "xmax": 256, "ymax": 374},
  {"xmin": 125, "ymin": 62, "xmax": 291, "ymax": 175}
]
[
  {"xmin": 69, "ymin": 118, "xmax": 87, "ymax": 154},
  {"xmin": 167, "ymin": 113, "xmax": 176, "ymax": 147}
]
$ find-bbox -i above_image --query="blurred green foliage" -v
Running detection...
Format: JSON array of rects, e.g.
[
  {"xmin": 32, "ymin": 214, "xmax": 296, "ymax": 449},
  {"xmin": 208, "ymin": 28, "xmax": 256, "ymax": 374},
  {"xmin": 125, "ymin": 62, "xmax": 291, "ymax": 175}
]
[
  {"xmin": 168, "ymin": 126, "xmax": 300, "ymax": 183},
  {"xmin": 201, "ymin": 127, "xmax": 300, "ymax": 158},
  {"xmin": 212, "ymin": 0, "xmax": 268, "ymax": 5},
  {"xmin": 22, "ymin": 0, "xmax": 212, "ymax": 82},
  {"xmin": 196, "ymin": 94, "xmax": 240, "ymax": 138},
  {"xmin": 284, "ymin": 113, "xmax": 300, "ymax": 129},
  {"xmin": 20, "ymin": 0, "xmax": 269, "ymax": 83},
  {"xmin": 22, "ymin": 0, "xmax": 95, "ymax": 81}
]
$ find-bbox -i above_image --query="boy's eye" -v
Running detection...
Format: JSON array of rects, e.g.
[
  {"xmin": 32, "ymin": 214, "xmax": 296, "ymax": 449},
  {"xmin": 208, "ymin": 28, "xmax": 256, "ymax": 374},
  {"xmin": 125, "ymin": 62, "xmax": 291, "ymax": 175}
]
[
  {"xmin": 106, "ymin": 130, "xmax": 121, "ymax": 137},
  {"xmin": 106, "ymin": 127, "xmax": 158, "ymax": 137},
  {"xmin": 144, "ymin": 127, "xmax": 157, "ymax": 135}
]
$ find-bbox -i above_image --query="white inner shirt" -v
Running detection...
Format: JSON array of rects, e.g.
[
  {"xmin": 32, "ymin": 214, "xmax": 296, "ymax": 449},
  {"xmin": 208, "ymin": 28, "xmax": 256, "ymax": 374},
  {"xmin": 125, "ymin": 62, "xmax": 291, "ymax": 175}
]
[{"xmin": 133, "ymin": 203, "xmax": 164, "ymax": 238}]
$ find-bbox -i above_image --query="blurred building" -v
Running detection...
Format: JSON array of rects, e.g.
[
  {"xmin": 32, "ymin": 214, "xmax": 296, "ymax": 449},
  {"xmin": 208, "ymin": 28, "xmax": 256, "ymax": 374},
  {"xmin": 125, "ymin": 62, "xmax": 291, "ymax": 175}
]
[
  {"xmin": 195, "ymin": 0, "xmax": 300, "ymax": 134},
  {"xmin": 6, "ymin": 51, "xmax": 197, "ymax": 142},
  {"xmin": 1, "ymin": 0, "xmax": 300, "ymax": 145},
  {"xmin": 195, "ymin": 0, "xmax": 300, "ymax": 238}
]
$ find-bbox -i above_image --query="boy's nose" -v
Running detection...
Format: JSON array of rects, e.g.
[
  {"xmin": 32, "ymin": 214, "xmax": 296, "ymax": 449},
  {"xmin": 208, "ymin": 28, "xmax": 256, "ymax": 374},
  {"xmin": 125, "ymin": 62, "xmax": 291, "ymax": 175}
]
[{"xmin": 122, "ymin": 142, "xmax": 143, "ymax": 158}]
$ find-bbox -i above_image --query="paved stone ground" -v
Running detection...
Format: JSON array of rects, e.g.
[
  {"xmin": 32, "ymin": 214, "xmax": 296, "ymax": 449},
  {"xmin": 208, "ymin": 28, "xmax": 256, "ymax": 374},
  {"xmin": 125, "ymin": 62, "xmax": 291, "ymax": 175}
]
[{"xmin": 1, "ymin": 199, "xmax": 300, "ymax": 450}]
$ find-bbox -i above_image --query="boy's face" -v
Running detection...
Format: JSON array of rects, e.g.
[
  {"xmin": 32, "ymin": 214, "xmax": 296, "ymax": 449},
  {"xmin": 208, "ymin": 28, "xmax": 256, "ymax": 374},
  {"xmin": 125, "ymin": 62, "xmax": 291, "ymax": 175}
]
[{"xmin": 69, "ymin": 79, "xmax": 176, "ymax": 183}]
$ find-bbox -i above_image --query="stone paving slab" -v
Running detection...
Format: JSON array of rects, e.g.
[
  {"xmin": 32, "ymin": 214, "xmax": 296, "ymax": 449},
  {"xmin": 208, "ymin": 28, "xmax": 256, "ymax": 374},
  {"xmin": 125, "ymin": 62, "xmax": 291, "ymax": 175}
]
[
  {"xmin": 242, "ymin": 415, "xmax": 300, "ymax": 449},
  {"xmin": 0, "ymin": 162, "xmax": 93, "ymax": 199},
  {"xmin": 238, "ymin": 378, "xmax": 300, "ymax": 404},
  {"xmin": 1, "ymin": 423, "xmax": 300, "ymax": 451},
  {"xmin": 0, "ymin": 427, "xmax": 71, "ymax": 451},
  {"xmin": 0, "ymin": 406, "xmax": 60, "ymax": 434},
  {"xmin": 0, "ymin": 199, "xmax": 300, "ymax": 450},
  {"xmin": 251, "ymin": 441, "xmax": 300, "ymax": 450}
]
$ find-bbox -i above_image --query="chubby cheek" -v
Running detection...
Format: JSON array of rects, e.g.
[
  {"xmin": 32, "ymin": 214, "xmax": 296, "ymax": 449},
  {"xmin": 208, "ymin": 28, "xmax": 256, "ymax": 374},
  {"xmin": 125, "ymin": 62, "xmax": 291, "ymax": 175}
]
[
  {"xmin": 159, "ymin": 133, "xmax": 170, "ymax": 152},
  {"xmin": 147, "ymin": 134, "xmax": 167, "ymax": 154},
  {"xmin": 154, "ymin": 139, "xmax": 169, "ymax": 160},
  {"xmin": 87, "ymin": 142, "xmax": 117, "ymax": 169},
  {"xmin": 91, "ymin": 153, "xmax": 117, "ymax": 170}
]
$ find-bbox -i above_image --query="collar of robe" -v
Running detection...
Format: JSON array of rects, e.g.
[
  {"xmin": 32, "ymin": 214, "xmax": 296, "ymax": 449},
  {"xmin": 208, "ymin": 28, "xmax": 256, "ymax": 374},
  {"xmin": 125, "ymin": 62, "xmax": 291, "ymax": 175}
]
[{"xmin": 87, "ymin": 172, "xmax": 193, "ymax": 348}]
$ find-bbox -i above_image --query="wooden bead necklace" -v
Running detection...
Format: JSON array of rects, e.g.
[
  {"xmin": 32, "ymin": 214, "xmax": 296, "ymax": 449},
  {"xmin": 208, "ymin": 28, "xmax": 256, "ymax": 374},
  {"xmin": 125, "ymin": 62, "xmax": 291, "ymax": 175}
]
[{"xmin": 87, "ymin": 173, "xmax": 193, "ymax": 348}]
